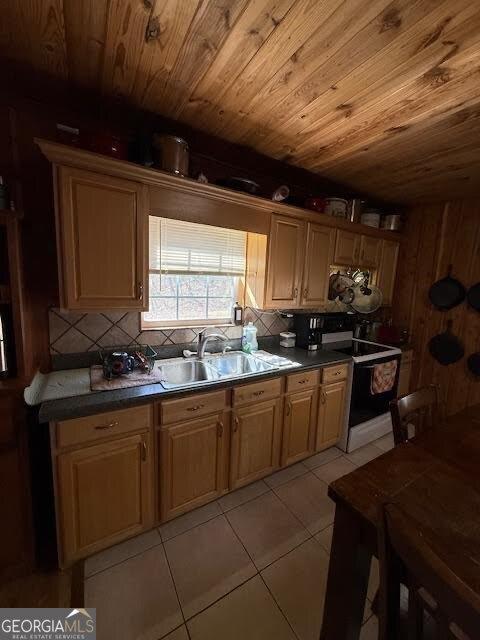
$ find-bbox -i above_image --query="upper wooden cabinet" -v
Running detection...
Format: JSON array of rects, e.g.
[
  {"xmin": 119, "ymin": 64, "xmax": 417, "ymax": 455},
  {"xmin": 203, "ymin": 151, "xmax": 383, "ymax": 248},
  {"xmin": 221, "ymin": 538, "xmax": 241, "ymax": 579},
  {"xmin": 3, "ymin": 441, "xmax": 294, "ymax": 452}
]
[
  {"xmin": 265, "ymin": 215, "xmax": 305, "ymax": 308},
  {"xmin": 359, "ymin": 235, "xmax": 382, "ymax": 269},
  {"xmin": 377, "ymin": 240, "xmax": 400, "ymax": 305},
  {"xmin": 301, "ymin": 223, "xmax": 336, "ymax": 307},
  {"xmin": 55, "ymin": 166, "xmax": 148, "ymax": 310},
  {"xmin": 334, "ymin": 230, "xmax": 360, "ymax": 265}
]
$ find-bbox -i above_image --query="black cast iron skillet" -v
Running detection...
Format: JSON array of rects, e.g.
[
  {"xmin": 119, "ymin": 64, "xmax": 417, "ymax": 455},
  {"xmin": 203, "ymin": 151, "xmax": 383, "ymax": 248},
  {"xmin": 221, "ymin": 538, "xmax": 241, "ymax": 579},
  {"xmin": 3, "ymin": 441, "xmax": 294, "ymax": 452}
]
[
  {"xmin": 467, "ymin": 282, "xmax": 480, "ymax": 312},
  {"xmin": 429, "ymin": 320, "xmax": 464, "ymax": 365},
  {"xmin": 467, "ymin": 352, "xmax": 480, "ymax": 377},
  {"xmin": 428, "ymin": 265, "xmax": 466, "ymax": 311}
]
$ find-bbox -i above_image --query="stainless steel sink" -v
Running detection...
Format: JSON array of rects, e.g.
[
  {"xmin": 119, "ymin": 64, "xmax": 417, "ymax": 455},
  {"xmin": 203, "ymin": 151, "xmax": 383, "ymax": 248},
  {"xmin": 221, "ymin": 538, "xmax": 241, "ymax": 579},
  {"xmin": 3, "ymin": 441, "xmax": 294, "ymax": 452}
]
[
  {"xmin": 205, "ymin": 352, "xmax": 275, "ymax": 377},
  {"xmin": 157, "ymin": 359, "xmax": 220, "ymax": 389},
  {"xmin": 156, "ymin": 350, "xmax": 296, "ymax": 390}
]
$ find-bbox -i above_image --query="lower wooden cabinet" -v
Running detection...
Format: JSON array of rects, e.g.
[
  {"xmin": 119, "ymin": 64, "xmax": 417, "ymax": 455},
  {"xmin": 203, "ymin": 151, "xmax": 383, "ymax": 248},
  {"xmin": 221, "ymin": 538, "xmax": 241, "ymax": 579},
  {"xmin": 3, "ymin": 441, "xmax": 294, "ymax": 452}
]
[
  {"xmin": 316, "ymin": 380, "xmax": 348, "ymax": 450},
  {"xmin": 230, "ymin": 398, "xmax": 282, "ymax": 489},
  {"xmin": 57, "ymin": 431, "xmax": 153, "ymax": 566},
  {"xmin": 160, "ymin": 412, "xmax": 229, "ymax": 522},
  {"xmin": 281, "ymin": 389, "xmax": 318, "ymax": 466}
]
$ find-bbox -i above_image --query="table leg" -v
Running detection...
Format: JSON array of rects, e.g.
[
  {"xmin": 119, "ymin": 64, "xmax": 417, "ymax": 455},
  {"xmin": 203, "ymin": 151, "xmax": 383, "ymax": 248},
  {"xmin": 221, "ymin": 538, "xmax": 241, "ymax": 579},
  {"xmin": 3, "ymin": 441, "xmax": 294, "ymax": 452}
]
[{"xmin": 320, "ymin": 502, "xmax": 372, "ymax": 640}]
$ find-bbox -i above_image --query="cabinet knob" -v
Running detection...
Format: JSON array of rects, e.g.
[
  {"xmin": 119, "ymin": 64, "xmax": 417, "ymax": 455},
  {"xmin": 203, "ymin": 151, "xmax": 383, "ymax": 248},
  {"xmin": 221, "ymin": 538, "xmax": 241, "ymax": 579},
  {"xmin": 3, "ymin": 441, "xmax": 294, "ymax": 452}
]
[
  {"xmin": 303, "ymin": 288, "xmax": 308, "ymax": 299},
  {"xmin": 137, "ymin": 281, "xmax": 144, "ymax": 301},
  {"xmin": 141, "ymin": 440, "xmax": 147, "ymax": 462},
  {"xmin": 286, "ymin": 401, "xmax": 291, "ymax": 417},
  {"xmin": 233, "ymin": 416, "xmax": 239, "ymax": 432},
  {"xmin": 253, "ymin": 390, "xmax": 264, "ymax": 397},
  {"xmin": 293, "ymin": 287, "xmax": 298, "ymax": 298},
  {"xmin": 321, "ymin": 392, "xmax": 326, "ymax": 404},
  {"xmin": 217, "ymin": 421, "xmax": 224, "ymax": 438}
]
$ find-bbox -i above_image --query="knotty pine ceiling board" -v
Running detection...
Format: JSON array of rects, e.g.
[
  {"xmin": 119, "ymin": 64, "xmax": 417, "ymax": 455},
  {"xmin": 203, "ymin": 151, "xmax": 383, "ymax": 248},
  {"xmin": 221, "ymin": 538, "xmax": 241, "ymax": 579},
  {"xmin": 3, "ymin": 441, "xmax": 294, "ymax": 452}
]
[{"xmin": 1, "ymin": 0, "xmax": 480, "ymax": 203}]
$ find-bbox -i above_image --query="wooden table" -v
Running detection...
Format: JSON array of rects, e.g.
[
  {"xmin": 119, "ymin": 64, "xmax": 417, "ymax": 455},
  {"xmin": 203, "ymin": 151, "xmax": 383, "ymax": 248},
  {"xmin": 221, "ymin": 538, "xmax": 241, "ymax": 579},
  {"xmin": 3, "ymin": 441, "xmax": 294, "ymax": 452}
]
[{"xmin": 320, "ymin": 405, "xmax": 480, "ymax": 640}]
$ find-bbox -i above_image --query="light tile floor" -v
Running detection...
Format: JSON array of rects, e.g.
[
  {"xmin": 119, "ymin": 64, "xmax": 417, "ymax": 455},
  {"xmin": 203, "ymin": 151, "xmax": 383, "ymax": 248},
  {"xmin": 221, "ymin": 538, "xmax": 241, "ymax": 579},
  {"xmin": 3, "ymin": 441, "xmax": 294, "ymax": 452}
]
[{"xmin": 84, "ymin": 437, "xmax": 393, "ymax": 640}]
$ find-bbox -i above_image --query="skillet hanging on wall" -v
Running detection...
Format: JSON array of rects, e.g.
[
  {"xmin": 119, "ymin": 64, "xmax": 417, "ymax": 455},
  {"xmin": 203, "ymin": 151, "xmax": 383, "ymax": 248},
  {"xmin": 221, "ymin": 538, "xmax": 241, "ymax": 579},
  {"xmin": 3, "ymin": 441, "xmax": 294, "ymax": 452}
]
[
  {"xmin": 428, "ymin": 320, "xmax": 465, "ymax": 365},
  {"xmin": 467, "ymin": 352, "xmax": 480, "ymax": 377},
  {"xmin": 467, "ymin": 282, "xmax": 480, "ymax": 312},
  {"xmin": 428, "ymin": 265, "xmax": 466, "ymax": 311}
]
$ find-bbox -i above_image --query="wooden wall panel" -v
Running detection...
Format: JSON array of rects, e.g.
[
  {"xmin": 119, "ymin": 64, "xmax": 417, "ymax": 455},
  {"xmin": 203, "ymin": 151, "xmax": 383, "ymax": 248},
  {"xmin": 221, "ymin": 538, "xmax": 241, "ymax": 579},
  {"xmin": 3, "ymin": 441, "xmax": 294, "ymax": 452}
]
[
  {"xmin": 2, "ymin": 0, "xmax": 480, "ymax": 202},
  {"xmin": 393, "ymin": 200, "xmax": 480, "ymax": 417}
]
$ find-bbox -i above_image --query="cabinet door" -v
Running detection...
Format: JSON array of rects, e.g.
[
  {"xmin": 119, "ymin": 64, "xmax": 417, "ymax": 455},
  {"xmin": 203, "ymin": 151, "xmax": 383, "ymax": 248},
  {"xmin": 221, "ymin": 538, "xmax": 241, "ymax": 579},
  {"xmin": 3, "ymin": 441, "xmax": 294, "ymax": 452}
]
[
  {"xmin": 281, "ymin": 389, "xmax": 318, "ymax": 466},
  {"xmin": 301, "ymin": 224, "xmax": 336, "ymax": 307},
  {"xmin": 230, "ymin": 398, "xmax": 282, "ymax": 489},
  {"xmin": 377, "ymin": 240, "xmax": 399, "ymax": 306},
  {"xmin": 57, "ymin": 166, "xmax": 148, "ymax": 310},
  {"xmin": 316, "ymin": 381, "xmax": 347, "ymax": 450},
  {"xmin": 265, "ymin": 215, "xmax": 305, "ymax": 308},
  {"xmin": 57, "ymin": 432, "xmax": 153, "ymax": 566},
  {"xmin": 359, "ymin": 235, "xmax": 382, "ymax": 269},
  {"xmin": 334, "ymin": 230, "xmax": 360, "ymax": 265},
  {"xmin": 160, "ymin": 412, "xmax": 228, "ymax": 522}
]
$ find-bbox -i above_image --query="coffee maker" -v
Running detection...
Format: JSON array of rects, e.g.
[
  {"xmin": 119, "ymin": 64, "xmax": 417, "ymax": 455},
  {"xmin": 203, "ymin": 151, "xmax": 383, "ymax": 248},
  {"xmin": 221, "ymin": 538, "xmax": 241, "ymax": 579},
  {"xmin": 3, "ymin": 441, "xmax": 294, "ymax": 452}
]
[{"xmin": 293, "ymin": 313, "xmax": 356, "ymax": 350}]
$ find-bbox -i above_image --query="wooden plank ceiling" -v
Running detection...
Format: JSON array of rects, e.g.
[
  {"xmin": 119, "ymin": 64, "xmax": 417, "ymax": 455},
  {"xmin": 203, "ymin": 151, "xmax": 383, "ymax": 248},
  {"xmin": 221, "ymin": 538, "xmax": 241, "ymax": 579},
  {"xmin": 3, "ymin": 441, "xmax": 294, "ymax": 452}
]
[{"xmin": 2, "ymin": 0, "xmax": 480, "ymax": 203}]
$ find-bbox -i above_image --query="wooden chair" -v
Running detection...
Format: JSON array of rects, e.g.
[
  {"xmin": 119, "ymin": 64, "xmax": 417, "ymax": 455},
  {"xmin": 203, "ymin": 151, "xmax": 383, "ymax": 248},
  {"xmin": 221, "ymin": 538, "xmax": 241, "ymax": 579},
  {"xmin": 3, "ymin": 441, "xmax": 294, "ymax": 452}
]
[
  {"xmin": 389, "ymin": 385, "xmax": 439, "ymax": 445},
  {"xmin": 378, "ymin": 501, "xmax": 480, "ymax": 640}
]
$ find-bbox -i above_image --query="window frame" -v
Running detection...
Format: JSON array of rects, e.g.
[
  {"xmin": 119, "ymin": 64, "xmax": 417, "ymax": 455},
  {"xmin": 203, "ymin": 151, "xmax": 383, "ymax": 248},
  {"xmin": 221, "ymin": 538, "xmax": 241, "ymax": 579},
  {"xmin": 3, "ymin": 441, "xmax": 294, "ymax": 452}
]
[{"xmin": 141, "ymin": 272, "xmax": 245, "ymax": 330}]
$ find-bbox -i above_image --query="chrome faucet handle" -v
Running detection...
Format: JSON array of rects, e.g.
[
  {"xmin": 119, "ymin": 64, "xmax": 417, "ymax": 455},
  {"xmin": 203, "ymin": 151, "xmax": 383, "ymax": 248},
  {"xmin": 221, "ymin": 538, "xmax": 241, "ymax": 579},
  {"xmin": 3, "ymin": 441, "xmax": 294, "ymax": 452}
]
[
  {"xmin": 222, "ymin": 345, "xmax": 232, "ymax": 355},
  {"xmin": 182, "ymin": 349, "xmax": 197, "ymax": 358}
]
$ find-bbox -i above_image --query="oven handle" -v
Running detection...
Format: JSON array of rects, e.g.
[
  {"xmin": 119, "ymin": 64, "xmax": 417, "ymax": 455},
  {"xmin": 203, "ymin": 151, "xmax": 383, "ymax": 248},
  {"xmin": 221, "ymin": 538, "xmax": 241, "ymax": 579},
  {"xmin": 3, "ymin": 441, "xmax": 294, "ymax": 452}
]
[{"xmin": 356, "ymin": 358, "xmax": 400, "ymax": 369}]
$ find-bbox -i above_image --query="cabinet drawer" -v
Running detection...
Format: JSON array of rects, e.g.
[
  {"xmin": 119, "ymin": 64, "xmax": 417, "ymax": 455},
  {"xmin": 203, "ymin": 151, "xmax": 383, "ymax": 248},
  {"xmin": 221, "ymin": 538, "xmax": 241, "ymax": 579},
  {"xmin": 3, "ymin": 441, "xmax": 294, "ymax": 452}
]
[
  {"xmin": 233, "ymin": 377, "xmax": 282, "ymax": 406},
  {"xmin": 55, "ymin": 404, "xmax": 152, "ymax": 449},
  {"xmin": 159, "ymin": 390, "xmax": 227, "ymax": 425},
  {"xmin": 321, "ymin": 364, "xmax": 349, "ymax": 384},
  {"xmin": 286, "ymin": 369, "xmax": 319, "ymax": 393}
]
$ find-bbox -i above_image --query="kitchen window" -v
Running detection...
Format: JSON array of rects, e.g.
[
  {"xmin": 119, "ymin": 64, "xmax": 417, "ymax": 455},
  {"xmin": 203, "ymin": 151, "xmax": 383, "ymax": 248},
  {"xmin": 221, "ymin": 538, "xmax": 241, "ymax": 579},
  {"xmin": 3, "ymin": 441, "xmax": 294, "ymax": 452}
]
[{"xmin": 142, "ymin": 217, "xmax": 246, "ymax": 328}]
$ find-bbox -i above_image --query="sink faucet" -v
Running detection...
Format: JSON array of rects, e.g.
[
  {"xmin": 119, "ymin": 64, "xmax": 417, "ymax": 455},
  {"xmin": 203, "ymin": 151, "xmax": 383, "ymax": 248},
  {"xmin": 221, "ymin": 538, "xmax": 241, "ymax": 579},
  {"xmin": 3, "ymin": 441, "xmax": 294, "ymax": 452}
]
[{"xmin": 197, "ymin": 329, "xmax": 229, "ymax": 358}]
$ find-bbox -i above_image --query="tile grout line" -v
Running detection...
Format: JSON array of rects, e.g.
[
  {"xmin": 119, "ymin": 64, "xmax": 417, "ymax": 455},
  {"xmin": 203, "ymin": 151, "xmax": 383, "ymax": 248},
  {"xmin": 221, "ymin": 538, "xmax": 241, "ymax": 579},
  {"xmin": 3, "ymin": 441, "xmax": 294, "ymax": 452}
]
[
  {"xmin": 162, "ymin": 512, "xmax": 260, "ymax": 627},
  {"xmin": 84, "ymin": 532, "xmax": 164, "ymax": 580},
  {"xmin": 257, "ymin": 571, "xmax": 302, "ymax": 640},
  {"xmin": 162, "ymin": 536, "xmax": 190, "ymax": 630},
  {"xmin": 222, "ymin": 501, "xmax": 311, "ymax": 640}
]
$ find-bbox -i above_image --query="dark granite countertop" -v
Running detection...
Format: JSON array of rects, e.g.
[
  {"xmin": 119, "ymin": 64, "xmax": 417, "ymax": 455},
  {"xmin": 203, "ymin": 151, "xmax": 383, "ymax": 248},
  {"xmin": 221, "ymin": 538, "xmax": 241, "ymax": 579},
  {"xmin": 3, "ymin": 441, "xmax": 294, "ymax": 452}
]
[{"xmin": 37, "ymin": 344, "xmax": 352, "ymax": 423}]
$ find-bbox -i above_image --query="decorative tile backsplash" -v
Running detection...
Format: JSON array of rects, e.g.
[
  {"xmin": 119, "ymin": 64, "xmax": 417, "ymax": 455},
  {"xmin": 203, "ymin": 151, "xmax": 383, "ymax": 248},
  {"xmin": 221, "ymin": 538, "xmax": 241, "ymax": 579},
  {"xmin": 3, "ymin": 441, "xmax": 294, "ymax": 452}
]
[{"xmin": 48, "ymin": 307, "xmax": 293, "ymax": 355}]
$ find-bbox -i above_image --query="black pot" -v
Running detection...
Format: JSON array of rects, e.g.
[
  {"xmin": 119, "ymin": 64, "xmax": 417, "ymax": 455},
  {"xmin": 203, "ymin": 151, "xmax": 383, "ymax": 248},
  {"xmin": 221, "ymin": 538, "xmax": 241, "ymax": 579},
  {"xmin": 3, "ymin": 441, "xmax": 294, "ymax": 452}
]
[{"xmin": 428, "ymin": 265, "xmax": 466, "ymax": 311}]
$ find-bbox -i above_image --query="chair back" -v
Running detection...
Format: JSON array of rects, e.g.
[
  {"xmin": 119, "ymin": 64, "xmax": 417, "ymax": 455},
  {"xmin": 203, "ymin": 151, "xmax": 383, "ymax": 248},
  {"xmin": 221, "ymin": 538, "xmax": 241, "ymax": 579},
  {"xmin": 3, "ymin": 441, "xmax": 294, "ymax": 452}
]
[
  {"xmin": 378, "ymin": 502, "xmax": 480, "ymax": 640},
  {"xmin": 389, "ymin": 385, "xmax": 439, "ymax": 445}
]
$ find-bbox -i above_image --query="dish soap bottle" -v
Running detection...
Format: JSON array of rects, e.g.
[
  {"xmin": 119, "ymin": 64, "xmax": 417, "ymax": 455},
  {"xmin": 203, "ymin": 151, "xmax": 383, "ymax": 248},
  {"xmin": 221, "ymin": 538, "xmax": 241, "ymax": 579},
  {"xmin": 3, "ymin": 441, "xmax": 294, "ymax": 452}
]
[
  {"xmin": 242, "ymin": 322, "xmax": 258, "ymax": 353},
  {"xmin": 232, "ymin": 301, "xmax": 243, "ymax": 326}
]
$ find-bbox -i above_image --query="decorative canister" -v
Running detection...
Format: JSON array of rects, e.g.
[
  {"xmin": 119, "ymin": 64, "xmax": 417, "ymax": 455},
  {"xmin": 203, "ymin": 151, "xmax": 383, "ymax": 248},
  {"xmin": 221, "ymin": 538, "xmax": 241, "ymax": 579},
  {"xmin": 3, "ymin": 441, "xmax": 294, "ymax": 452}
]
[
  {"xmin": 324, "ymin": 197, "xmax": 348, "ymax": 217},
  {"xmin": 361, "ymin": 210, "xmax": 381, "ymax": 228},
  {"xmin": 381, "ymin": 214, "xmax": 402, "ymax": 231},
  {"xmin": 153, "ymin": 134, "xmax": 189, "ymax": 176}
]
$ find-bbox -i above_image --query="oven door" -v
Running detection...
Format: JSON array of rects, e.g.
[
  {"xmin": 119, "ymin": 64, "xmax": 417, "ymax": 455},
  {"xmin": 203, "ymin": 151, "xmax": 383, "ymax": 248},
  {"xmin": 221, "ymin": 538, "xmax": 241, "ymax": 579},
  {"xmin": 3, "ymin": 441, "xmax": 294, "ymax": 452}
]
[{"xmin": 349, "ymin": 354, "xmax": 401, "ymax": 427}]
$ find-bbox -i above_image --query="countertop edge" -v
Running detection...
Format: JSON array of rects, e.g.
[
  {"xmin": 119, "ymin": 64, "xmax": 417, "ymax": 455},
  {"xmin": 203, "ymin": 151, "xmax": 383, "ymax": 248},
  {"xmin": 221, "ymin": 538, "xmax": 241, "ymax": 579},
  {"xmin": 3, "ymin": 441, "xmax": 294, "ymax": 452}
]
[{"xmin": 37, "ymin": 351, "xmax": 352, "ymax": 423}]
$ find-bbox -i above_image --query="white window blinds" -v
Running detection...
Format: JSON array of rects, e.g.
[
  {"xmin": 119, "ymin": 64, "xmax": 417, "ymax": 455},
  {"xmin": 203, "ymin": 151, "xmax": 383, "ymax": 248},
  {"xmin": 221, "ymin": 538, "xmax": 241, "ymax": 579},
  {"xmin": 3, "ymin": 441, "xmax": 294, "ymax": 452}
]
[{"xmin": 149, "ymin": 217, "xmax": 246, "ymax": 276}]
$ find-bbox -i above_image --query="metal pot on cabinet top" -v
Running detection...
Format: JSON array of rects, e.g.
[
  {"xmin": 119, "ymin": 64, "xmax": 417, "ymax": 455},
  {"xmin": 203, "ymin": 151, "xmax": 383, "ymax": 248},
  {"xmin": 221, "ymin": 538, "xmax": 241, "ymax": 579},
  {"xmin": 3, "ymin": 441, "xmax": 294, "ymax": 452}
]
[{"xmin": 153, "ymin": 134, "xmax": 189, "ymax": 177}]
